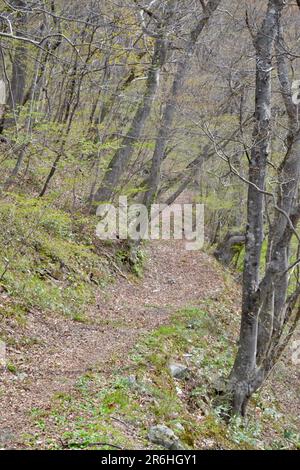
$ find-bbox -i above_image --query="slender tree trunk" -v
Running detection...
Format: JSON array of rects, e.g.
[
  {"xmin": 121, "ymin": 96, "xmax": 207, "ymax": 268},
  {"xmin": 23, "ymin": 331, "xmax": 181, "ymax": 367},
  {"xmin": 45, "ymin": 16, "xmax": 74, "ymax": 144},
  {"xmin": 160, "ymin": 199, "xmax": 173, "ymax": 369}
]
[
  {"xmin": 228, "ymin": 0, "xmax": 285, "ymax": 416},
  {"xmin": 4, "ymin": 1, "xmax": 28, "ymax": 127},
  {"xmin": 143, "ymin": 0, "xmax": 222, "ymax": 209},
  {"xmin": 92, "ymin": 35, "xmax": 168, "ymax": 207}
]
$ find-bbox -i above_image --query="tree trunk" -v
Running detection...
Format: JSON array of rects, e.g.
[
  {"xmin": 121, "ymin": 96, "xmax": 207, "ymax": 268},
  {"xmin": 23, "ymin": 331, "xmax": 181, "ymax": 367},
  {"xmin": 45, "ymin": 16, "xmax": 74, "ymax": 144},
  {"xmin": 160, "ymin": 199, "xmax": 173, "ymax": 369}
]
[
  {"xmin": 143, "ymin": 0, "xmax": 222, "ymax": 209},
  {"xmin": 92, "ymin": 36, "xmax": 168, "ymax": 207},
  {"xmin": 228, "ymin": 0, "xmax": 285, "ymax": 416},
  {"xmin": 214, "ymin": 232, "xmax": 245, "ymax": 266},
  {"xmin": 5, "ymin": 1, "xmax": 28, "ymax": 127}
]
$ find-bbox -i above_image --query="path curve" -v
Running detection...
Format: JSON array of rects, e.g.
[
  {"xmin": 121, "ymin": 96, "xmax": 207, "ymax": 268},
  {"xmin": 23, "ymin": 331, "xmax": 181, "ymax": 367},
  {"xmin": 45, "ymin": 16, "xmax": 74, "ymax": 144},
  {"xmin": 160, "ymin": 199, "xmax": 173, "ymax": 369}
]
[{"xmin": 0, "ymin": 240, "xmax": 223, "ymax": 448}]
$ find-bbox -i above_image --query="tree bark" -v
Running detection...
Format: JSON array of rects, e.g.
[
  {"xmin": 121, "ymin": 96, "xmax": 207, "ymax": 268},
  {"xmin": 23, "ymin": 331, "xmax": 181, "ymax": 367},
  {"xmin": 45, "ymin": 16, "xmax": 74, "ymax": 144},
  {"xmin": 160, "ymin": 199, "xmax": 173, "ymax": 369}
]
[
  {"xmin": 5, "ymin": 0, "xmax": 28, "ymax": 126},
  {"xmin": 143, "ymin": 0, "xmax": 222, "ymax": 209},
  {"xmin": 92, "ymin": 35, "xmax": 168, "ymax": 207},
  {"xmin": 228, "ymin": 0, "xmax": 285, "ymax": 416}
]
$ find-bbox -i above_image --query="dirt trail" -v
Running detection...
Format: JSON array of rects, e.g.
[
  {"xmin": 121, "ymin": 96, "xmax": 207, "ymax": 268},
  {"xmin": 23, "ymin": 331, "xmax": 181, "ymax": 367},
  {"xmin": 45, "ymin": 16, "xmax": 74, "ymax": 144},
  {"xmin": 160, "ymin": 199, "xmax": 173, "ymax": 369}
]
[{"xmin": 0, "ymin": 240, "xmax": 223, "ymax": 448}]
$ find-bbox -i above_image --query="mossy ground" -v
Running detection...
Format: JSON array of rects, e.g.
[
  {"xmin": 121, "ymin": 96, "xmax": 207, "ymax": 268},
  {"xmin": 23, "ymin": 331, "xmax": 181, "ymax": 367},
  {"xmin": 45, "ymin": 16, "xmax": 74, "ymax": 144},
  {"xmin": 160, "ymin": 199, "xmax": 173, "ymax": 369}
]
[{"xmin": 0, "ymin": 194, "xmax": 110, "ymax": 325}]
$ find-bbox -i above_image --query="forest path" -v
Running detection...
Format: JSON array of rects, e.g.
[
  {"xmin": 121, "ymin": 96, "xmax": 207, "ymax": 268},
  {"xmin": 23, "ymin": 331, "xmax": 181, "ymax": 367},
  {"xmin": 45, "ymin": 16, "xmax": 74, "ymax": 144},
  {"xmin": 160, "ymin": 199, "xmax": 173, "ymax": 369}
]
[{"xmin": 0, "ymin": 240, "xmax": 223, "ymax": 448}]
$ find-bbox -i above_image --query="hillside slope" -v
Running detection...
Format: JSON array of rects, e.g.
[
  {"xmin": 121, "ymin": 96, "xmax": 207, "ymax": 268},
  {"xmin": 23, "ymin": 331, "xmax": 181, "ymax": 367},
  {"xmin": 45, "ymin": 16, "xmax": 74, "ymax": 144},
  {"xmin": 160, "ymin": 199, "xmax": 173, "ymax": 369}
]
[{"xmin": 0, "ymin": 236, "xmax": 224, "ymax": 449}]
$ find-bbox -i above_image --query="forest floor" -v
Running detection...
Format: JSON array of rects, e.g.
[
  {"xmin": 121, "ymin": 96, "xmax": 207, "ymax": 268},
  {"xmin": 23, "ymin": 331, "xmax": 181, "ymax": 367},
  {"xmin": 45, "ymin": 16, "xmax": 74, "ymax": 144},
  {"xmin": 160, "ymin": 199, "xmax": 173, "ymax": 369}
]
[
  {"xmin": 0, "ymin": 238, "xmax": 299, "ymax": 450},
  {"xmin": 0, "ymin": 240, "xmax": 222, "ymax": 449}
]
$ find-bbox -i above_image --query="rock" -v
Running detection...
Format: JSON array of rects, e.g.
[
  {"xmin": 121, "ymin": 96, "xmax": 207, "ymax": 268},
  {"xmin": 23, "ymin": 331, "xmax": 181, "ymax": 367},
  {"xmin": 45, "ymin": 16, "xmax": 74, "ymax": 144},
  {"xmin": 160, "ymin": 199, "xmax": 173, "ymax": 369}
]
[
  {"xmin": 169, "ymin": 362, "xmax": 189, "ymax": 379},
  {"xmin": 148, "ymin": 425, "xmax": 185, "ymax": 450},
  {"xmin": 17, "ymin": 372, "xmax": 28, "ymax": 382},
  {"xmin": 211, "ymin": 375, "xmax": 227, "ymax": 394},
  {"xmin": 126, "ymin": 375, "xmax": 137, "ymax": 387},
  {"xmin": 174, "ymin": 422, "xmax": 185, "ymax": 433},
  {"xmin": 126, "ymin": 375, "xmax": 153, "ymax": 396},
  {"xmin": 0, "ymin": 430, "xmax": 14, "ymax": 446}
]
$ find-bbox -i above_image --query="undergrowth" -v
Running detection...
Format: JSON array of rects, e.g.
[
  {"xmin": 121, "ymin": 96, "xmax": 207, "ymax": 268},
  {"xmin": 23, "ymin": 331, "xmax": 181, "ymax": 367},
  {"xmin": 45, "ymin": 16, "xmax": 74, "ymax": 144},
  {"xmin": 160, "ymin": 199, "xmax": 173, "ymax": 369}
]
[
  {"xmin": 0, "ymin": 194, "xmax": 110, "ymax": 322},
  {"xmin": 23, "ymin": 286, "xmax": 300, "ymax": 450}
]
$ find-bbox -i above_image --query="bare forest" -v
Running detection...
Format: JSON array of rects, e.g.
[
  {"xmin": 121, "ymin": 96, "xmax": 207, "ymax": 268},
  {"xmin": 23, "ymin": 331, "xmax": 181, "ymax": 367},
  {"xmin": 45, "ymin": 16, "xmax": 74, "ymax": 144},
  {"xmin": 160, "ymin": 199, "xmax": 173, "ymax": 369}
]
[{"xmin": 0, "ymin": 0, "xmax": 299, "ymax": 453}]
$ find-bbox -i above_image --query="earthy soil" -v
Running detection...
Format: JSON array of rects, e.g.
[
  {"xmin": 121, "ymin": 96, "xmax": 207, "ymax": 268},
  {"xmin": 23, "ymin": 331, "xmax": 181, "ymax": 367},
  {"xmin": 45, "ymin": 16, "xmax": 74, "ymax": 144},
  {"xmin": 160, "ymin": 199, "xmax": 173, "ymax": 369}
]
[{"xmin": 0, "ymin": 240, "xmax": 223, "ymax": 449}]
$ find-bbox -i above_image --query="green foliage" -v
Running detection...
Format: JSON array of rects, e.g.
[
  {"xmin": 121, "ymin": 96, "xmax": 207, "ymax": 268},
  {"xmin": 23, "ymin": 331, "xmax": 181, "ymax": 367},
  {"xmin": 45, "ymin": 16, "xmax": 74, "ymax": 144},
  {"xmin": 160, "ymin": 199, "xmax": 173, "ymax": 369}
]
[
  {"xmin": 0, "ymin": 195, "xmax": 108, "ymax": 320},
  {"xmin": 6, "ymin": 362, "xmax": 17, "ymax": 374}
]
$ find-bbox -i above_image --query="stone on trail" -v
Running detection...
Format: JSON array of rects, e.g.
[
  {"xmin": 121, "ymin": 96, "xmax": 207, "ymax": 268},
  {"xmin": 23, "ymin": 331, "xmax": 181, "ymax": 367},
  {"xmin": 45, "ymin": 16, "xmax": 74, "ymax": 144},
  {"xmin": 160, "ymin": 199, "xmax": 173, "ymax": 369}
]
[
  {"xmin": 168, "ymin": 362, "xmax": 189, "ymax": 379},
  {"xmin": 148, "ymin": 425, "xmax": 185, "ymax": 450}
]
